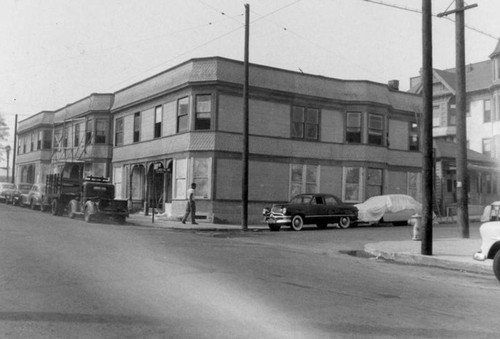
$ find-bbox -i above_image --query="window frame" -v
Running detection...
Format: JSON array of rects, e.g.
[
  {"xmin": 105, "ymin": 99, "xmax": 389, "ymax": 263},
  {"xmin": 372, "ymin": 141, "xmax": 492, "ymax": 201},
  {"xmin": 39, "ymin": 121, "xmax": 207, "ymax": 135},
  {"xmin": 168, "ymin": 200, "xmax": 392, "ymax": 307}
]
[
  {"xmin": 195, "ymin": 94, "xmax": 212, "ymax": 130},
  {"xmin": 484, "ymin": 99, "xmax": 491, "ymax": 123},
  {"xmin": 154, "ymin": 105, "xmax": 162, "ymax": 138},
  {"xmin": 95, "ymin": 119, "xmax": 107, "ymax": 144},
  {"xmin": 346, "ymin": 112, "xmax": 362, "ymax": 143},
  {"xmin": 133, "ymin": 112, "xmax": 141, "ymax": 143},
  {"xmin": 115, "ymin": 117, "xmax": 124, "ymax": 146},
  {"xmin": 342, "ymin": 167, "xmax": 363, "ymax": 203},
  {"xmin": 291, "ymin": 106, "xmax": 319, "ymax": 141},
  {"xmin": 367, "ymin": 113, "xmax": 384, "ymax": 145},
  {"xmin": 177, "ymin": 97, "xmax": 189, "ymax": 133},
  {"xmin": 289, "ymin": 164, "xmax": 319, "ymax": 199},
  {"xmin": 409, "ymin": 121, "xmax": 419, "ymax": 151}
]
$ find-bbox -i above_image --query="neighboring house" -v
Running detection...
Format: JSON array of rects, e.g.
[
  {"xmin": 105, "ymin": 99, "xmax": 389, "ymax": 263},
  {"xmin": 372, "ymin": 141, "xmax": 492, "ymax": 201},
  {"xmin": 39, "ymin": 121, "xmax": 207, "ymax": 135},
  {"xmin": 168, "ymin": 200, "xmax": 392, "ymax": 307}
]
[
  {"xmin": 49, "ymin": 93, "xmax": 114, "ymax": 178},
  {"xmin": 16, "ymin": 93, "xmax": 115, "ymax": 184},
  {"xmin": 111, "ymin": 57, "xmax": 423, "ymax": 224},
  {"xmin": 409, "ymin": 39, "xmax": 500, "ymax": 214},
  {"xmin": 16, "ymin": 111, "xmax": 54, "ymax": 184}
]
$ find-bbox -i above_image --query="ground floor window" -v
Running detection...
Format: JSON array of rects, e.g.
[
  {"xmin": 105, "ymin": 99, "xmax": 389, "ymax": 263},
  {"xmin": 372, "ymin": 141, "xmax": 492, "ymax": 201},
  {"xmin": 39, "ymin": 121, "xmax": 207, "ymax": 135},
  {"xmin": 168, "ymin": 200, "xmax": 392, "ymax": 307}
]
[
  {"xmin": 366, "ymin": 168, "xmax": 383, "ymax": 198},
  {"xmin": 193, "ymin": 158, "xmax": 211, "ymax": 199},
  {"xmin": 175, "ymin": 159, "xmax": 187, "ymax": 199},
  {"xmin": 290, "ymin": 164, "xmax": 318, "ymax": 198},
  {"xmin": 343, "ymin": 167, "xmax": 363, "ymax": 202}
]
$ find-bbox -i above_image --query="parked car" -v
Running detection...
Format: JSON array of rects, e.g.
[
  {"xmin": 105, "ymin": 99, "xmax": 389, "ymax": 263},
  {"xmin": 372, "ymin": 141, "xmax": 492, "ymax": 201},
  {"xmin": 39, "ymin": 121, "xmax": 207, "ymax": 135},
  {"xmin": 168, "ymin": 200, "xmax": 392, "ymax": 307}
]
[
  {"xmin": 355, "ymin": 194, "xmax": 422, "ymax": 226},
  {"xmin": 23, "ymin": 184, "xmax": 46, "ymax": 210},
  {"xmin": 0, "ymin": 182, "xmax": 16, "ymax": 203},
  {"xmin": 480, "ymin": 201, "xmax": 500, "ymax": 222},
  {"xmin": 473, "ymin": 221, "xmax": 500, "ymax": 282},
  {"xmin": 263, "ymin": 193, "xmax": 358, "ymax": 232},
  {"xmin": 7, "ymin": 183, "xmax": 32, "ymax": 205}
]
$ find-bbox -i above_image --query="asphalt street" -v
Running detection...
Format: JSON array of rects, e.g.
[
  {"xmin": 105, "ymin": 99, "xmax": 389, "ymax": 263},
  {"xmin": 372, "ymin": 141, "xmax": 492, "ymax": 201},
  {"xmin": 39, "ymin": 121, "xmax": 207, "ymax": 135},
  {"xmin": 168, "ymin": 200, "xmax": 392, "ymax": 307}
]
[{"xmin": 1, "ymin": 204, "xmax": 499, "ymax": 339}]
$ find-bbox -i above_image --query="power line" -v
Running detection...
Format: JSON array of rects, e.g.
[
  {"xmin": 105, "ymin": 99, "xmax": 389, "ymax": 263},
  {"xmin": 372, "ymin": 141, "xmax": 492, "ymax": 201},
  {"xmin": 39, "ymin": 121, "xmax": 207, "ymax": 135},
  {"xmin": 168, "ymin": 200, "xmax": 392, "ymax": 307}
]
[{"xmin": 362, "ymin": 0, "xmax": 499, "ymax": 40}]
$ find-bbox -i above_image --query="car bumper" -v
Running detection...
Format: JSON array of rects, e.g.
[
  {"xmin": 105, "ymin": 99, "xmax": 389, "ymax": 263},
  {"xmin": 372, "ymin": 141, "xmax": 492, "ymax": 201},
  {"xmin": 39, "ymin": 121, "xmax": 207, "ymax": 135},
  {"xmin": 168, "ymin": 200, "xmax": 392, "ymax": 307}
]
[
  {"xmin": 473, "ymin": 251, "xmax": 487, "ymax": 261},
  {"xmin": 266, "ymin": 215, "xmax": 291, "ymax": 225}
]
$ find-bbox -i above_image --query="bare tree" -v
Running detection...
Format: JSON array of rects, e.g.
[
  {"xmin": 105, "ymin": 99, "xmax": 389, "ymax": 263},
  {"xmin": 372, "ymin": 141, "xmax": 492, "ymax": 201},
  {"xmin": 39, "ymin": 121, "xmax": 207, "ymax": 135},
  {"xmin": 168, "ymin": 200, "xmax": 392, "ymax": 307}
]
[{"xmin": 0, "ymin": 113, "xmax": 10, "ymax": 162}]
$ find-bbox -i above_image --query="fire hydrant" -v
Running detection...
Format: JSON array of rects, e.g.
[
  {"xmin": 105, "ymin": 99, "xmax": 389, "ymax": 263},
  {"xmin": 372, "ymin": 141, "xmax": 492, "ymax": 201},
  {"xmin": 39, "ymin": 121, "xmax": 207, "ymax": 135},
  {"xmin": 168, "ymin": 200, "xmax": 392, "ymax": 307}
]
[{"xmin": 408, "ymin": 214, "xmax": 422, "ymax": 241}]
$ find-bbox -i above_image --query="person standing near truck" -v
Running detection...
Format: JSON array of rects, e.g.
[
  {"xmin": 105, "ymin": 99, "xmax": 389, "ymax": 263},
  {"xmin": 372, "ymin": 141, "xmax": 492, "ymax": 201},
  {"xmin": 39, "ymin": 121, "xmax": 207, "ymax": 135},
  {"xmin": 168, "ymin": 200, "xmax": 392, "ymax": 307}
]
[{"xmin": 181, "ymin": 183, "xmax": 198, "ymax": 224}]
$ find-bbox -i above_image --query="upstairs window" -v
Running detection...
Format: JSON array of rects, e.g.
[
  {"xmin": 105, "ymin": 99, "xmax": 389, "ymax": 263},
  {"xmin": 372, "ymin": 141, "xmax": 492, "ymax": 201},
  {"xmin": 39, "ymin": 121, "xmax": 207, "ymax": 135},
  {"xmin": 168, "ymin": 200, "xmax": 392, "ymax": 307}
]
[
  {"xmin": 409, "ymin": 122, "xmax": 419, "ymax": 151},
  {"xmin": 484, "ymin": 99, "xmax": 491, "ymax": 123},
  {"xmin": 74, "ymin": 123, "xmax": 80, "ymax": 147},
  {"xmin": 368, "ymin": 114, "xmax": 384, "ymax": 145},
  {"xmin": 346, "ymin": 112, "xmax": 361, "ymax": 143},
  {"xmin": 115, "ymin": 118, "xmax": 124, "ymax": 146},
  {"xmin": 291, "ymin": 106, "xmax": 319, "ymax": 140},
  {"xmin": 154, "ymin": 105, "xmax": 162, "ymax": 138},
  {"xmin": 31, "ymin": 132, "xmax": 35, "ymax": 151},
  {"xmin": 177, "ymin": 97, "xmax": 189, "ymax": 133},
  {"xmin": 37, "ymin": 131, "xmax": 42, "ymax": 150},
  {"xmin": 86, "ymin": 119, "xmax": 92, "ymax": 144},
  {"xmin": 43, "ymin": 130, "xmax": 52, "ymax": 149},
  {"xmin": 195, "ymin": 95, "xmax": 211, "ymax": 130},
  {"xmin": 483, "ymin": 138, "xmax": 492, "ymax": 157},
  {"xmin": 133, "ymin": 112, "xmax": 141, "ymax": 143},
  {"xmin": 432, "ymin": 105, "xmax": 441, "ymax": 127},
  {"xmin": 62, "ymin": 129, "xmax": 68, "ymax": 148},
  {"xmin": 95, "ymin": 119, "xmax": 107, "ymax": 144}
]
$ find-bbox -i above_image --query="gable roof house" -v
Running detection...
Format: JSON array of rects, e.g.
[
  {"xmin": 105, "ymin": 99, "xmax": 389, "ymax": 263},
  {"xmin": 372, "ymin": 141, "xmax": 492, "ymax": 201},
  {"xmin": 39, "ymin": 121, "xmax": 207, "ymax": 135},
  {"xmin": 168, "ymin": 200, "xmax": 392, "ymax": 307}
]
[{"xmin": 409, "ymin": 39, "xmax": 500, "ymax": 214}]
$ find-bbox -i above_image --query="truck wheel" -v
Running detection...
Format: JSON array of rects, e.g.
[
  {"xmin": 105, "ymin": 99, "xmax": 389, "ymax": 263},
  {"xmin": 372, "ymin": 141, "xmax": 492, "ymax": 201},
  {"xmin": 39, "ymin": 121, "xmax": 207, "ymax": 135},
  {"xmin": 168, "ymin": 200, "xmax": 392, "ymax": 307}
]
[
  {"xmin": 84, "ymin": 208, "xmax": 93, "ymax": 223},
  {"xmin": 51, "ymin": 200, "xmax": 60, "ymax": 216},
  {"xmin": 493, "ymin": 251, "xmax": 500, "ymax": 282}
]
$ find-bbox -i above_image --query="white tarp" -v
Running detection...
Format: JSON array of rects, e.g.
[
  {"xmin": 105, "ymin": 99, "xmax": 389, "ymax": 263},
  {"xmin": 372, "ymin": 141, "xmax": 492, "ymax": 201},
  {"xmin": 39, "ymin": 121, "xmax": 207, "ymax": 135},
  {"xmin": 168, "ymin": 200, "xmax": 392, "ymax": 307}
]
[{"xmin": 355, "ymin": 194, "xmax": 422, "ymax": 223}]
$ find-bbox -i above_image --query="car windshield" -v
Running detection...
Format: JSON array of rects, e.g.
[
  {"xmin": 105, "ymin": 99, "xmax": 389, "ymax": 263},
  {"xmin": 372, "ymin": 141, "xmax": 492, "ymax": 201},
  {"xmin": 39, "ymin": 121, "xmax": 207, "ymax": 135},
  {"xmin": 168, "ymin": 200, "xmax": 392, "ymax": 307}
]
[
  {"xmin": 18, "ymin": 184, "xmax": 32, "ymax": 192},
  {"xmin": 1, "ymin": 184, "xmax": 15, "ymax": 190},
  {"xmin": 290, "ymin": 195, "xmax": 313, "ymax": 204}
]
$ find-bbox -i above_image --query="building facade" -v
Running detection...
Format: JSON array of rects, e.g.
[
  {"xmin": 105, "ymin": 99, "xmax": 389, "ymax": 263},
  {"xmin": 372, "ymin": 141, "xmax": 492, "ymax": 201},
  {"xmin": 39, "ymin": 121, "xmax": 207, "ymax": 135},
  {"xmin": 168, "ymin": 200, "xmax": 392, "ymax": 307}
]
[
  {"xmin": 409, "ymin": 39, "xmax": 500, "ymax": 214},
  {"xmin": 16, "ymin": 93, "xmax": 114, "ymax": 184},
  {"xmin": 111, "ymin": 57, "xmax": 423, "ymax": 224}
]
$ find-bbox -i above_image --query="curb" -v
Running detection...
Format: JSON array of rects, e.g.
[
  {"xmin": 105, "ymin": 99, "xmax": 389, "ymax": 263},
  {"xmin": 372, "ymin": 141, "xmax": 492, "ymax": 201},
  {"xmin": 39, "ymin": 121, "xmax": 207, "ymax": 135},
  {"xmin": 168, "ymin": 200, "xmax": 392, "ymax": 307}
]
[{"xmin": 364, "ymin": 243, "xmax": 492, "ymax": 274}]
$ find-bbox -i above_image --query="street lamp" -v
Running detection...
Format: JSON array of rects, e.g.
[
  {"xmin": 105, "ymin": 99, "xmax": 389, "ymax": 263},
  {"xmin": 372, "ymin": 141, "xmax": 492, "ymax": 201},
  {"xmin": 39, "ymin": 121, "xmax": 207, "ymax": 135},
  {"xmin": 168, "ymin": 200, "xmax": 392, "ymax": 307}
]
[{"xmin": 5, "ymin": 145, "xmax": 11, "ymax": 183}]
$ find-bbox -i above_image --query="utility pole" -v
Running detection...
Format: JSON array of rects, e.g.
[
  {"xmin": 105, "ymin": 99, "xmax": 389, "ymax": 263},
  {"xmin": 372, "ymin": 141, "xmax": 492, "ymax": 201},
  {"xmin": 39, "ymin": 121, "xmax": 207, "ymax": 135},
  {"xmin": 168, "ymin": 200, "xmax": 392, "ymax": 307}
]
[
  {"xmin": 438, "ymin": 1, "xmax": 477, "ymax": 239},
  {"xmin": 421, "ymin": 0, "xmax": 433, "ymax": 255},
  {"xmin": 12, "ymin": 114, "xmax": 17, "ymax": 184},
  {"xmin": 241, "ymin": 3, "xmax": 249, "ymax": 231}
]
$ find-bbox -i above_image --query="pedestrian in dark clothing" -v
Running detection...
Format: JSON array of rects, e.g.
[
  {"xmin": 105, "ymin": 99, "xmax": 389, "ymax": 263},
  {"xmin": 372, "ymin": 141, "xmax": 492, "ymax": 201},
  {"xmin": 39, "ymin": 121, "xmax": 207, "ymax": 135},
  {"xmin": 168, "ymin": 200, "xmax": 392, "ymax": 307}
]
[{"xmin": 182, "ymin": 183, "xmax": 198, "ymax": 224}]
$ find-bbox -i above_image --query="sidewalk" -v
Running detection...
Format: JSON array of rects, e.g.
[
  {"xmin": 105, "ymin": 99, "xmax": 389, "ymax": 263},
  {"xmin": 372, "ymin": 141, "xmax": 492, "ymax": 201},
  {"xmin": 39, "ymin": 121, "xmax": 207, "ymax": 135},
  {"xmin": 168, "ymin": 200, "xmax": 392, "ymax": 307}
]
[{"xmin": 127, "ymin": 212, "xmax": 493, "ymax": 275}]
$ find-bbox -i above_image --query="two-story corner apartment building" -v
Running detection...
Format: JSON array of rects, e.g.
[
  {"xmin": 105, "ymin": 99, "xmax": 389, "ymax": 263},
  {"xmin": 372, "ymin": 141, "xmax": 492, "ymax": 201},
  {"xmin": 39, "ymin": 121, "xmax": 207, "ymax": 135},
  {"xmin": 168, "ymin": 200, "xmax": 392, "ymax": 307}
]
[
  {"xmin": 16, "ymin": 111, "xmax": 54, "ymax": 184},
  {"xmin": 409, "ymin": 39, "xmax": 500, "ymax": 213},
  {"xmin": 16, "ymin": 93, "xmax": 115, "ymax": 184},
  {"xmin": 111, "ymin": 57, "xmax": 423, "ymax": 224}
]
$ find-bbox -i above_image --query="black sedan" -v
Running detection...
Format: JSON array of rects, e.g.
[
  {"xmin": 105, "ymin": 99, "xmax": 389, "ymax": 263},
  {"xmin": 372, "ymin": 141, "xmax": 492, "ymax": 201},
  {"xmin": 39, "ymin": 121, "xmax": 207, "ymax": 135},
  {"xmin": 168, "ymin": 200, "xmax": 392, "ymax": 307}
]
[{"xmin": 263, "ymin": 193, "xmax": 358, "ymax": 232}]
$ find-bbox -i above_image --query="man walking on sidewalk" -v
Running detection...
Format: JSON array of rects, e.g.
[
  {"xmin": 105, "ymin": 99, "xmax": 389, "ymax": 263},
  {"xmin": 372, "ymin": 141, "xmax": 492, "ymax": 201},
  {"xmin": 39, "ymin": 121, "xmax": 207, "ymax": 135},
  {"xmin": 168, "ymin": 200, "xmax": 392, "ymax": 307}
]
[{"xmin": 182, "ymin": 183, "xmax": 198, "ymax": 224}]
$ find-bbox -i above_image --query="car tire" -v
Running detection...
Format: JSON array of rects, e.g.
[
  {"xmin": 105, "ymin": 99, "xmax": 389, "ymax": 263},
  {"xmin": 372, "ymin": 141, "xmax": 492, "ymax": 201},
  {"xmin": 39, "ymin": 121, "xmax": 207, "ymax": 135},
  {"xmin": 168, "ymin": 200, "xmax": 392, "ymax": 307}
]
[
  {"xmin": 268, "ymin": 224, "xmax": 281, "ymax": 232},
  {"xmin": 493, "ymin": 250, "xmax": 500, "ymax": 282},
  {"xmin": 316, "ymin": 223, "xmax": 327, "ymax": 229},
  {"xmin": 291, "ymin": 215, "xmax": 304, "ymax": 231},
  {"xmin": 51, "ymin": 199, "xmax": 61, "ymax": 216},
  {"xmin": 30, "ymin": 199, "xmax": 36, "ymax": 210},
  {"xmin": 338, "ymin": 216, "xmax": 351, "ymax": 229}
]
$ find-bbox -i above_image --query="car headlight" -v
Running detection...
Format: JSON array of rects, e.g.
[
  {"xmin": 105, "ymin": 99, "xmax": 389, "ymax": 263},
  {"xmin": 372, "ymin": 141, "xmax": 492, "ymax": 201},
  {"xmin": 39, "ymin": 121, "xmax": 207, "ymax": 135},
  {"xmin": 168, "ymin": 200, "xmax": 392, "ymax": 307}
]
[{"xmin": 282, "ymin": 207, "xmax": 287, "ymax": 214}]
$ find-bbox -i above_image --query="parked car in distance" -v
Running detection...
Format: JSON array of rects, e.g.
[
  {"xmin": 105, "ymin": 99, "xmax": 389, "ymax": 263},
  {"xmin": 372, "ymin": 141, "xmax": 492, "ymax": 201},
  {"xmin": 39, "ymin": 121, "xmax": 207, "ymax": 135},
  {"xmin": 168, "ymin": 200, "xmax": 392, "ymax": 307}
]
[
  {"xmin": 23, "ymin": 183, "xmax": 46, "ymax": 210},
  {"xmin": 263, "ymin": 193, "xmax": 358, "ymax": 232},
  {"xmin": 473, "ymin": 221, "xmax": 500, "ymax": 282},
  {"xmin": 0, "ymin": 182, "xmax": 16, "ymax": 203},
  {"xmin": 7, "ymin": 183, "xmax": 32, "ymax": 205},
  {"xmin": 355, "ymin": 194, "xmax": 422, "ymax": 226},
  {"xmin": 480, "ymin": 201, "xmax": 500, "ymax": 222}
]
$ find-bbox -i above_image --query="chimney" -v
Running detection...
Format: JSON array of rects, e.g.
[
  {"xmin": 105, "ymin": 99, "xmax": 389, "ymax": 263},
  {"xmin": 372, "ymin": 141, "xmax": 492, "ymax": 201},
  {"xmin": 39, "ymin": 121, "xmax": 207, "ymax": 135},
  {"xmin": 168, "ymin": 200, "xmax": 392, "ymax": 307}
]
[{"xmin": 388, "ymin": 80, "xmax": 399, "ymax": 91}]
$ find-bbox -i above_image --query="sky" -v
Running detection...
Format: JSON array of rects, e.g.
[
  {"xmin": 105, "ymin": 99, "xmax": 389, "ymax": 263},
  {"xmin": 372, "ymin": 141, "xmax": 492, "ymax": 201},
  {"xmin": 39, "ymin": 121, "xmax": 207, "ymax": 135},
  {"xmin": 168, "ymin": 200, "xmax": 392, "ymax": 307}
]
[{"xmin": 0, "ymin": 0, "xmax": 499, "ymax": 169}]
